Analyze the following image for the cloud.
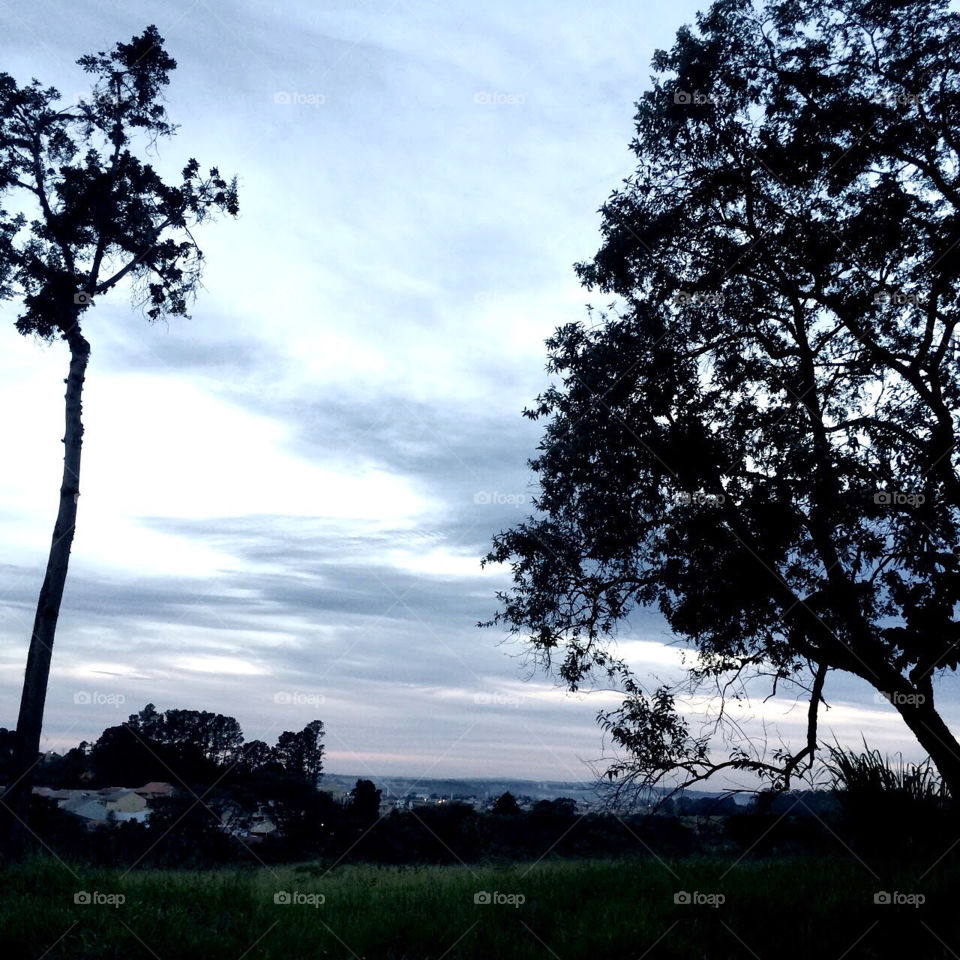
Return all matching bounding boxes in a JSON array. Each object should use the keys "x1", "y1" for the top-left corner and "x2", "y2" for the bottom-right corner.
[{"x1": 3, "y1": 0, "x2": 954, "y2": 783}]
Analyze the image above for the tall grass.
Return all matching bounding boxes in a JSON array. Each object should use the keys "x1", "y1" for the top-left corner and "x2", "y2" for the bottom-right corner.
[
  {"x1": 1, "y1": 855, "x2": 959, "y2": 958},
  {"x1": 823, "y1": 738, "x2": 949, "y2": 804}
]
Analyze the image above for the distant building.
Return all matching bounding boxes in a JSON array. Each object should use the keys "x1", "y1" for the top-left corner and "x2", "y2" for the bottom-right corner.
[
  {"x1": 60, "y1": 797, "x2": 110, "y2": 825},
  {"x1": 246, "y1": 818, "x2": 277, "y2": 842},
  {"x1": 134, "y1": 781, "x2": 175, "y2": 798},
  {"x1": 104, "y1": 790, "x2": 148, "y2": 814},
  {"x1": 32, "y1": 782, "x2": 173, "y2": 828}
]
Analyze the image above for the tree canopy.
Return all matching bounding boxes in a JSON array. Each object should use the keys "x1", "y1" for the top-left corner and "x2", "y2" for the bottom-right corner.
[
  {"x1": 0, "y1": 24, "x2": 238, "y2": 334},
  {"x1": 486, "y1": 0, "x2": 960, "y2": 800}
]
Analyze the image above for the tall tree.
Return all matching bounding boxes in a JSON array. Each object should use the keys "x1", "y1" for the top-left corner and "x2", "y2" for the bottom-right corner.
[
  {"x1": 0, "y1": 26, "x2": 238, "y2": 851},
  {"x1": 274, "y1": 721, "x2": 325, "y2": 783},
  {"x1": 486, "y1": 0, "x2": 960, "y2": 800}
]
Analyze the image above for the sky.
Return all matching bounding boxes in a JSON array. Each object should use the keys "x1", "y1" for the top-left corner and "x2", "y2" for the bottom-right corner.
[{"x1": 0, "y1": 0, "x2": 955, "y2": 788}]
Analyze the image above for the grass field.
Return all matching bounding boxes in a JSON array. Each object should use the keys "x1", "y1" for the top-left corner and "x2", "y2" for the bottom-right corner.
[{"x1": 1, "y1": 855, "x2": 958, "y2": 958}]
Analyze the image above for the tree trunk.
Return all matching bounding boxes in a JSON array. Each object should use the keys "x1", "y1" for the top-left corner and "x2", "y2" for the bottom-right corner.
[
  {"x1": 892, "y1": 693, "x2": 960, "y2": 801},
  {"x1": 1, "y1": 327, "x2": 90, "y2": 857}
]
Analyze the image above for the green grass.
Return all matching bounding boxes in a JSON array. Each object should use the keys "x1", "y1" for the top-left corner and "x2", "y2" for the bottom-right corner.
[{"x1": 2, "y1": 855, "x2": 958, "y2": 958}]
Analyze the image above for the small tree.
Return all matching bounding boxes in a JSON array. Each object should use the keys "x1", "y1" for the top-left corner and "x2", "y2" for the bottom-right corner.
[
  {"x1": 0, "y1": 26, "x2": 237, "y2": 851},
  {"x1": 347, "y1": 778, "x2": 382, "y2": 824},
  {"x1": 486, "y1": 0, "x2": 960, "y2": 801},
  {"x1": 491, "y1": 790, "x2": 521, "y2": 815}
]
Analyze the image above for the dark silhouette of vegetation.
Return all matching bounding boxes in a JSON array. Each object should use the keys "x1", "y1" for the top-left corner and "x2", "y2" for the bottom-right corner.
[
  {"x1": 0, "y1": 26, "x2": 238, "y2": 854},
  {"x1": 274, "y1": 720, "x2": 325, "y2": 783},
  {"x1": 90, "y1": 703, "x2": 252, "y2": 786},
  {"x1": 4, "y1": 709, "x2": 959, "y2": 869},
  {"x1": 347, "y1": 778, "x2": 381, "y2": 825},
  {"x1": 824, "y1": 738, "x2": 955, "y2": 855},
  {"x1": 1, "y1": 704, "x2": 326, "y2": 866},
  {"x1": 485, "y1": 0, "x2": 960, "y2": 801},
  {"x1": 88, "y1": 703, "x2": 321, "y2": 788},
  {"x1": 491, "y1": 790, "x2": 521, "y2": 815}
]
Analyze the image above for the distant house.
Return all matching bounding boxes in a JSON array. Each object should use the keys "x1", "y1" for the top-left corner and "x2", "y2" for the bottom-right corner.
[
  {"x1": 35, "y1": 787, "x2": 94, "y2": 808},
  {"x1": 60, "y1": 797, "x2": 110, "y2": 825},
  {"x1": 33, "y1": 787, "x2": 76, "y2": 801},
  {"x1": 41, "y1": 784, "x2": 166, "y2": 828},
  {"x1": 134, "y1": 781, "x2": 175, "y2": 799},
  {"x1": 104, "y1": 790, "x2": 148, "y2": 814},
  {"x1": 247, "y1": 818, "x2": 277, "y2": 841}
]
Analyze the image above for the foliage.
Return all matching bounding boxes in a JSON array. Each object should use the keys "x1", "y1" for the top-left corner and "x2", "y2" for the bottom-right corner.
[
  {"x1": 491, "y1": 791, "x2": 521, "y2": 815},
  {"x1": 347, "y1": 778, "x2": 382, "y2": 825},
  {"x1": 485, "y1": 0, "x2": 960, "y2": 798},
  {"x1": 0, "y1": 24, "x2": 238, "y2": 334},
  {"x1": 825, "y1": 739, "x2": 950, "y2": 804}
]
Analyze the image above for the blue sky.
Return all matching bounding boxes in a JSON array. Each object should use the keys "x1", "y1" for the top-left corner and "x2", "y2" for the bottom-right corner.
[{"x1": 0, "y1": 0, "x2": 950, "y2": 785}]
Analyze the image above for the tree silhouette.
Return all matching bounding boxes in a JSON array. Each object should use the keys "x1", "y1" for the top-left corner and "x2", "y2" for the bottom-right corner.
[
  {"x1": 238, "y1": 739, "x2": 275, "y2": 774},
  {"x1": 273, "y1": 720, "x2": 325, "y2": 783},
  {"x1": 0, "y1": 26, "x2": 237, "y2": 851},
  {"x1": 491, "y1": 791, "x2": 521, "y2": 815},
  {"x1": 347, "y1": 778, "x2": 382, "y2": 824},
  {"x1": 486, "y1": 0, "x2": 960, "y2": 800}
]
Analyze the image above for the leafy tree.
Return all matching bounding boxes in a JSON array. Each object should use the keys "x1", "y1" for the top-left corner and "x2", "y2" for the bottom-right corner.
[
  {"x1": 486, "y1": 0, "x2": 960, "y2": 800},
  {"x1": 491, "y1": 790, "x2": 522, "y2": 815},
  {"x1": 532, "y1": 797, "x2": 578, "y2": 818},
  {"x1": 261, "y1": 779, "x2": 338, "y2": 852},
  {"x1": 34, "y1": 741, "x2": 91, "y2": 788},
  {"x1": 159, "y1": 708, "x2": 244, "y2": 766},
  {"x1": 238, "y1": 739, "x2": 275, "y2": 774},
  {"x1": 90, "y1": 705, "x2": 247, "y2": 786},
  {"x1": 91, "y1": 720, "x2": 219, "y2": 787},
  {"x1": 347, "y1": 778, "x2": 381, "y2": 824},
  {"x1": 0, "y1": 27, "x2": 237, "y2": 849},
  {"x1": 132, "y1": 703, "x2": 165, "y2": 741},
  {"x1": 90, "y1": 723, "x2": 167, "y2": 786},
  {"x1": 146, "y1": 791, "x2": 247, "y2": 866},
  {"x1": 273, "y1": 720, "x2": 325, "y2": 783}
]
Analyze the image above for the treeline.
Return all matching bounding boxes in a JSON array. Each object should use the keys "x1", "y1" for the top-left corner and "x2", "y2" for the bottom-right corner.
[
  {"x1": 20, "y1": 784, "x2": 960, "y2": 870},
  {"x1": 0, "y1": 703, "x2": 324, "y2": 787},
  {"x1": 4, "y1": 708, "x2": 958, "y2": 869}
]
